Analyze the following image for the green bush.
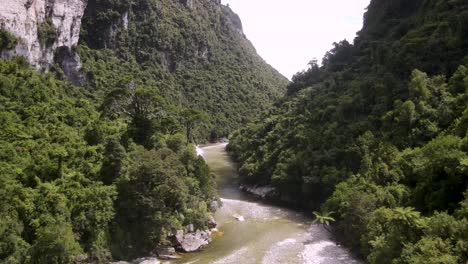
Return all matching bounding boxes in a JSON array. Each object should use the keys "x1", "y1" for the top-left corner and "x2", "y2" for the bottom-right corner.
[
  {"x1": 0, "y1": 29, "x2": 18, "y2": 50},
  {"x1": 37, "y1": 18, "x2": 56, "y2": 47}
]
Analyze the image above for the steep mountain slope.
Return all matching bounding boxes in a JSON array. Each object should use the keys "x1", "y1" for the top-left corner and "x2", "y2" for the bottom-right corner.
[
  {"x1": 0, "y1": 0, "x2": 287, "y2": 263},
  {"x1": 78, "y1": 0, "x2": 288, "y2": 139},
  {"x1": 229, "y1": 0, "x2": 468, "y2": 262}
]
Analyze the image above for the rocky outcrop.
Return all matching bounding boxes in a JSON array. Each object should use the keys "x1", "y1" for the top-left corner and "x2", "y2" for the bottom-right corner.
[
  {"x1": 240, "y1": 185, "x2": 278, "y2": 199},
  {"x1": 180, "y1": 0, "x2": 194, "y2": 9},
  {"x1": 221, "y1": 5, "x2": 244, "y2": 35},
  {"x1": 0, "y1": 0, "x2": 87, "y2": 83},
  {"x1": 153, "y1": 246, "x2": 178, "y2": 260},
  {"x1": 240, "y1": 184, "x2": 298, "y2": 205},
  {"x1": 207, "y1": 215, "x2": 217, "y2": 228},
  {"x1": 132, "y1": 258, "x2": 160, "y2": 264},
  {"x1": 169, "y1": 229, "x2": 211, "y2": 252},
  {"x1": 209, "y1": 200, "x2": 222, "y2": 211},
  {"x1": 110, "y1": 257, "x2": 161, "y2": 264}
]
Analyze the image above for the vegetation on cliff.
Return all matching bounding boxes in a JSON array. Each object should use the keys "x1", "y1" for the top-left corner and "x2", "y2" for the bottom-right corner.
[
  {"x1": 79, "y1": 0, "x2": 287, "y2": 140},
  {"x1": 228, "y1": 0, "x2": 468, "y2": 262}
]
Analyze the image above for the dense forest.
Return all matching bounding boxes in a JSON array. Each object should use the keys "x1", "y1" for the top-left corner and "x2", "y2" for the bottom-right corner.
[
  {"x1": 0, "y1": 0, "x2": 286, "y2": 263},
  {"x1": 0, "y1": 55, "x2": 219, "y2": 264},
  {"x1": 79, "y1": 0, "x2": 287, "y2": 140},
  {"x1": 228, "y1": 0, "x2": 468, "y2": 263}
]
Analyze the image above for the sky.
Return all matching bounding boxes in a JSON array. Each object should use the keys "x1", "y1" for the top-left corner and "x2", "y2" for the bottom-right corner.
[{"x1": 220, "y1": 0, "x2": 371, "y2": 79}]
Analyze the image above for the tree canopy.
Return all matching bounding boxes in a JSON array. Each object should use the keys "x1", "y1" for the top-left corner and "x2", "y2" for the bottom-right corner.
[{"x1": 228, "y1": 0, "x2": 468, "y2": 262}]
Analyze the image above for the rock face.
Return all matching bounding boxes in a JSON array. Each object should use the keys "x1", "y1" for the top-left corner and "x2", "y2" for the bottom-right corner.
[
  {"x1": 132, "y1": 257, "x2": 160, "y2": 264},
  {"x1": 110, "y1": 258, "x2": 162, "y2": 264},
  {"x1": 207, "y1": 215, "x2": 217, "y2": 228},
  {"x1": 209, "y1": 200, "x2": 222, "y2": 211},
  {"x1": 170, "y1": 229, "x2": 211, "y2": 252},
  {"x1": 240, "y1": 185, "x2": 278, "y2": 199},
  {"x1": 180, "y1": 0, "x2": 194, "y2": 9},
  {"x1": 0, "y1": 0, "x2": 87, "y2": 82},
  {"x1": 221, "y1": 5, "x2": 244, "y2": 35},
  {"x1": 153, "y1": 246, "x2": 177, "y2": 260}
]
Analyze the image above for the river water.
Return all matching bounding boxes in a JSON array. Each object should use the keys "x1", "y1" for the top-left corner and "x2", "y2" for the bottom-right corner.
[{"x1": 174, "y1": 143, "x2": 360, "y2": 264}]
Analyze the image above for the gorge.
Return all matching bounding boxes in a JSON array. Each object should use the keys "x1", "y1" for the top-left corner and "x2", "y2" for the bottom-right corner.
[{"x1": 1, "y1": 0, "x2": 467, "y2": 263}]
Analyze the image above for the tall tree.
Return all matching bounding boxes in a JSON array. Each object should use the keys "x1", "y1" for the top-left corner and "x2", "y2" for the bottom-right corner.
[
  {"x1": 102, "y1": 82, "x2": 163, "y2": 147},
  {"x1": 179, "y1": 108, "x2": 208, "y2": 144}
]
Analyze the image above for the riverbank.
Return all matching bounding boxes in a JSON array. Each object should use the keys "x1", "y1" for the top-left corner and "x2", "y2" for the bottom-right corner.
[
  {"x1": 115, "y1": 143, "x2": 360, "y2": 263},
  {"x1": 173, "y1": 143, "x2": 361, "y2": 263}
]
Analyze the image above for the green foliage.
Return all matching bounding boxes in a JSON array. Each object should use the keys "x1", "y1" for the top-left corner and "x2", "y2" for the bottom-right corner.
[
  {"x1": 399, "y1": 237, "x2": 459, "y2": 264},
  {"x1": 112, "y1": 145, "x2": 216, "y2": 258},
  {"x1": 0, "y1": 56, "x2": 218, "y2": 262},
  {"x1": 179, "y1": 108, "x2": 209, "y2": 144},
  {"x1": 113, "y1": 146, "x2": 188, "y2": 257},
  {"x1": 228, "y1": 0, "x2": 468, "y2": 262},
  {"x1": 100, "y1": 138, "x2": 127, "y2": 185},
  {"x1": 79, "y1": 0, "x2": 288, "y2": 140},
  {"x1": 1, "y1": 0, "x2": 284, "y2": 262},
  {"x1": 0, "y1": 29, "x2": 18, "y2": 51},
  {"x1": 101, "y1": 82, "x2": 164, "y2": 147},
  {"x1": 312, "y1": 210, "x2": 335, "y2": 232},
  {"x1": 37, "y1": 18, "x2": 57, "y2": 47},
  {"x1": 364, "y1": 207, "x2": 425, "y2": 263},
  {"x1": 26, "y1": 221, "x2": 83, "y2": 264}
]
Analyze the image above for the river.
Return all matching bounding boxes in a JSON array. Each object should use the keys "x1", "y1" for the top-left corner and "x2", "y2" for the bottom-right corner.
[{"x1": 174, "y1": 143, "x2": 360, "y2": 264}]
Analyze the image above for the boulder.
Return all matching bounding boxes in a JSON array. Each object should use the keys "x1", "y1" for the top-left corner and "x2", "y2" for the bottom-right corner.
[
  {"x1": 170, "y1": 229, "x2": 211, "y2": 252},
  {"x1": 240, "y1": 185, "x2": 279, "y2": 200},
  {"x1": 207, "y1": 215, "x2": 217, "y2": 228},
  {"x1": 186, "y1": 224, "x2": 195, "y2": 233},
  {"x1": 133, "y1": 257, "x2": 160, "y2": 264},
  {"x1": 233, "y1": 214, "x2": 245, "y2": 221},
  {"x1": 74, "y1": 254, "x2": 88, "y2": 263},
  {"x1": 173, "y1": 229, "x2": 184, "y2": 243},
  {"x1": 210, "y1": 200, "x2": 221, "y2": 211},
  {"x1": 154, "y1": 246, "x2": 177, "y2": 260}
]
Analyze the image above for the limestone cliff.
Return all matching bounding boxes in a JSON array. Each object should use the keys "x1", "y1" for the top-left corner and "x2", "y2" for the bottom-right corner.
[
  {"x1": 221, "y1": 5, "x2": 244, "y2": 35},
  {"x1": 0, "y1": 0, "x2": 87, "y2": 83}
]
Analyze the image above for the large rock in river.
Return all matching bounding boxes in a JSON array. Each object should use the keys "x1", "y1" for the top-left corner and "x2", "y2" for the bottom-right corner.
[
  {"x1": 207, "y1": 215, "x2": 217, "y2": 228},
  {"x1": 240, "y1": 185, "x2": 278, "y2": 199},
  {"x1": 170, "y1": 229, "x2": 211, "y2": 252},
  {"x1": 110, "y1": 258, "x2": 160, "y2": 264},
  {"x1": 153, "y1": 246, "x2": 178, "y2": 260},
  {"x1": 133, "y1": 257, "x2": 160, "y2": 264}
]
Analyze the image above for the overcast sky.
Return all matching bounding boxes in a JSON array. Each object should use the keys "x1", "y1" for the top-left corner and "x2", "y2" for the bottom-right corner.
[{"x1": 221, "y1": 0, "x2": 371, "y2": 79}]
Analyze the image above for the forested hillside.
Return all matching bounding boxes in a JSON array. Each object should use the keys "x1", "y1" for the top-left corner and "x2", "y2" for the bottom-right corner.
[
  {"x1": 0, "y1": 0, "x2": 287, "y2": 263},
  {"x1": 0, "y1": 57, "x2": 218, "y2": 263},
  {"x1": 228, "y1": 0, "x2": 468, "y2": 262},
  {"x1": 79, "y1": 0, "x2": 287, "y2": 140}
]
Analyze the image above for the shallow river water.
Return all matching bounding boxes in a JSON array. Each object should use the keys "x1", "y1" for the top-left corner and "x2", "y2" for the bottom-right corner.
[{"x1": 174, "y1": 143, "x2": 360, "y2": 264}]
